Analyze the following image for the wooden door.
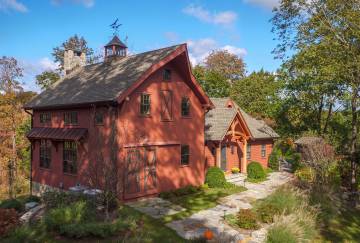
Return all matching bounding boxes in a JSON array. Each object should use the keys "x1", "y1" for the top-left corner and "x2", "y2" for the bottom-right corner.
[
  {"x1": 221, "y1": 145, "x2": 227, "y2": 171},
  {"x1": 124, "y1": 147, "x2": 157, "y2": 199}
]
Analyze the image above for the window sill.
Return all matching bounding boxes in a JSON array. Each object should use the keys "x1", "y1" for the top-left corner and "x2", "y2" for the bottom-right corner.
[
  {"x1": 161, "y1": 119, "x2": 174, "y2": 122},
  {"x1": 139, "y1": 114, "x2": 152, "y2": 118},
  {"x1": 180, "y1": 164, "x2": 190, "y2": 168},
  {"x1": 63, "y1": 172, "x2": 77, "y2": 177},
  {"x1": 39, "y1": 167, "x2": 51, "y2": 172},
  {"x1": 181, "y1": 116, "x2": 192, "y2": 119}
]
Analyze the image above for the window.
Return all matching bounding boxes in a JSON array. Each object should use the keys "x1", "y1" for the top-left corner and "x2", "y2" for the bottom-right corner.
[
  {"x1": 40, "y1": 140, "x2": 51, "y2": 169},
  {"x1": 140, "y1": 94, "x2": 151, "y2": 115},
  {"x1": 246, "y1": 144, "x2": 251, "y2": 160},
  {"x1": 181, "y1": 97, "x2": 190, "y2": 117},
  {"x1": 261, "y1": 144, "x2": 266, "y2": 158},
  {"x1": 231, "y1": 145, "x2": 234, "y2": 154},
  {"x1": 95, "y1": 111, "x2": 103, "y2": 125},
  {"x1": 64, "y1": 111, "x2": 78, "y2": 125},
  {"x1": 181, "y1": 145, "x2": 190, "y2": 165},
  {"x1": 163, "y1": 69, "x2": 171, "y2": 80},
  {"x1": 63, "y1": 141, "x2": 77, "y2": 174},
  {"x1": 40, "y1": 113, "x2": 51, "y2": 124}
]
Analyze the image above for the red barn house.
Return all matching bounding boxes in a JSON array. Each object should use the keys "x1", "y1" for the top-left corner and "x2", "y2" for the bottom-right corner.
[{"x1": 25, "y1": 36, "x2": 278, "y2": 200}]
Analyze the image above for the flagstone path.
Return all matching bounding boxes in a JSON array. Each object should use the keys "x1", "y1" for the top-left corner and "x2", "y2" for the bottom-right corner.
[{"x1": 127, "y1": 172, "x2": 293, "y2": 242}]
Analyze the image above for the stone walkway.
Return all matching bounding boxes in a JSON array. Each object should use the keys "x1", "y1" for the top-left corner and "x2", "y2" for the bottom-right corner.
[
  {"x1": 166, "y1": 172, "x2": 293, "y2": 242},
  {"x1": 126, "y1": 197, "x2": 186, "y2": 219}
]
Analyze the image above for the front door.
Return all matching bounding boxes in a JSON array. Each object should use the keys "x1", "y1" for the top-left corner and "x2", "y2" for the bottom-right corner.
[{"x1": 221, "y1": 145, "x2": 227, "y2": 171}]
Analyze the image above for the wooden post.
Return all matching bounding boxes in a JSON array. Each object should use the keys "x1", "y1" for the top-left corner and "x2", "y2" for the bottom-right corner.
[
  {"x1": 216, "y1": 142, "x2": 221, "y2": 168},
  {"x1": 241, "y1": 139, "x2": 247, "y2": 174}
]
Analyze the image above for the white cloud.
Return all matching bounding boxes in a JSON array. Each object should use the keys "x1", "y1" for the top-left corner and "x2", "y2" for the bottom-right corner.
[
  {"x1": 183, "y1": 4, "x2": 237, "y2": 27},
  {"x1": 243, "y1": 0, "x2": 280, "y2": 10},
  {"x1": 51, "y1": 0, "x2": 94, "y2": 8},
  {"x1": 19, "y1": 57, "x2": 59, "y2": 91},
  {"x1": 0, "y1": 0, "x2": 27, "y2": 13},
  {"x1": 186, "y1": 38, "x2": 247, "y2": 65}
]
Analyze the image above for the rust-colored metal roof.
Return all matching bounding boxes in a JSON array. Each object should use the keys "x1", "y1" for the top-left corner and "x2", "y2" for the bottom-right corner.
[{"x1": 27, "y1": 127, "x2": 87, "y2": 141}]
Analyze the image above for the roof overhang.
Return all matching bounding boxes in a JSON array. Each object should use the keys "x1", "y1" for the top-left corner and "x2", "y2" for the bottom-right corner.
[
  {"x1": 27, "y1": 127, "x2": 88, "y2": 141},
  {"x1": 220, "y1": 111, "x2": 253, "y2": 141}
]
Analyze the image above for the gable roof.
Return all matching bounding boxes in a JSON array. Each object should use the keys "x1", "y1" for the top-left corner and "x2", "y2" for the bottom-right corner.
[
  {"x1": 24, "y1": 44, "x2": 190, "y2": 109},
  {"x1": 205, "y1": 98, "x2": 279, "y2": 141}
]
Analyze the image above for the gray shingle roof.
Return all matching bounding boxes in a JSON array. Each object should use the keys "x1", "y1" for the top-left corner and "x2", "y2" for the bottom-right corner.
[
  {"x1": 25, "y1": 44, "x2": 182, "y2": 109},
  {"x1": 205, "y1": 98, "x2": 279, "y2": 141}
]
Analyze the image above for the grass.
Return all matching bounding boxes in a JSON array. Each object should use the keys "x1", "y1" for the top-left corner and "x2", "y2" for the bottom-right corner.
[
  {"x1": 162, "y1": 185, "x2": 246, "y2": 223},
  {"x1": 3, "y1": 205, "x2": 185, "y2": 243}
]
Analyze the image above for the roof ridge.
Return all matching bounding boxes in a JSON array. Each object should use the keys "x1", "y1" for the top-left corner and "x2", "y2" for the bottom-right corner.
[{"x1": 128, "y1": 43, "x2": 185, "y2": 58}]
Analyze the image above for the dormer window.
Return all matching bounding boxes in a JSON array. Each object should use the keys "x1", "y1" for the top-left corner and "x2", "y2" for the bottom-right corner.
[{"x1": 163, "y1": 69, "x2": 171, "y2": 80}]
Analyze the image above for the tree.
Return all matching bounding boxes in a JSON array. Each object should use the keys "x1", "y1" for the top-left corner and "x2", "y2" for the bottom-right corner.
[
  {"x1": 204, "y1": 50, "x2": 246, "y2": 83},
  {"x1": 0, "y1": 56, "x2": 25, "y2": 198},
  {"x1": 272, "y1": 0, "x2": 360, "y2": 203},
  {"x1": 231, "y1": 70, "x2": 282, "y2": 118},
  {"x1": 198, "y1": 70, "x2": 231, "y2": 98},
  {"x1": 52, "y1": 35, "x2": 95, "y2": 71},
  {"x1": 36, "y1": 71, "x2": 61, "y2": 90}
]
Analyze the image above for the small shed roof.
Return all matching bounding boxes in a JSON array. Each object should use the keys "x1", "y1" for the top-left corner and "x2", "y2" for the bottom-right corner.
[
  {"x1": 294, "y1": 136, "x2": 324, "y2": 145},
  {"x1": 105, "y1": 35, "x2": 127, "y2": 48},
  {"x1": 27, "y1": 127, "x2": 87, "y2": 141}
]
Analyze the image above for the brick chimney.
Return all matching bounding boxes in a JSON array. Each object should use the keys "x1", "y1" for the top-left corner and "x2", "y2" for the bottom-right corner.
[{"x1": 64, "y1": 49, "x2": 86, "y2": 74}]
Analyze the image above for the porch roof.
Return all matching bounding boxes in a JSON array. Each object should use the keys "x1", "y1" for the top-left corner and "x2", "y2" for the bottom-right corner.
[
  {"x1": 27, "y1": 127, "x2": 88, "y2": 141},
  {"x1": 205, "y1": 98, "x2": 279, "y2": 141}
]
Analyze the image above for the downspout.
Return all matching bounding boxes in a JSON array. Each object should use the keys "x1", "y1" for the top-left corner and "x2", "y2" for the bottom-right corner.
[{"x1": 24, "y1": 109, "x2": 33, "y2": 195}]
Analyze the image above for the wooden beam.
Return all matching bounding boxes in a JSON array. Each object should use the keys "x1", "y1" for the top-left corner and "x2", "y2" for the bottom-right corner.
[
  {"x1": 241, "y1": 140, "x2": 247, "y2": 174},
  {"x1": 216, "y1": 142, "x2": 221, "y2": 168}
]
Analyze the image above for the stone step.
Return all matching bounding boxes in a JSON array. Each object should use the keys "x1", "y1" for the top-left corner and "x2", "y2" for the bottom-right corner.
[{"x1": 225, "y1": 173, "x2": 246, "y2": 180}]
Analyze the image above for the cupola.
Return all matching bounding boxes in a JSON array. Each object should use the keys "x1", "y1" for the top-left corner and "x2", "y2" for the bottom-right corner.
[{"x1": 104, "y1": 35, "x2": 127, "y2": 60}]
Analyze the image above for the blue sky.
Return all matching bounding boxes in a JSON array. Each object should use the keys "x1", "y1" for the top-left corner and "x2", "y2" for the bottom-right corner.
[{"x1": 0, "y1": 0, "x2": 281, "y2": 91}]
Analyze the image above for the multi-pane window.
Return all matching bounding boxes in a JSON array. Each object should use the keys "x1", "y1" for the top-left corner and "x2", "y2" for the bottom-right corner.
[
  {"x1": 181, "y1": 145, "x2": 190, "y2": 165},
  {"x1": 95, "y1": 111, "x2": 103, "y2": 125},
  {"x1": 64, "y1": 111, "x2": 78, "y2": 125},
  {"x1": 181, "y1": 97, "x2": 190, "y2": 117},
  {"x1": 63, "y1": 141, "x2": 77, "y2": 174},
  {"x1": 40, "y1": 140, "x2": 51, "y2": 169},
  {"x1": 261, "y1": 144, "x2": 266, "y2": 158},
  {"x1": 246, "y1": 144, "x2": 251, "y2": 160},
  {"x1": 211, "y1": 147, "x2": 216, "y2": 156},
  {"x1": 163, "y1": 69, "x2": 171, "y2": 80},
  {"x1": 40, "y1": 113, "x2": 51, "y2": 124},
  {"x1": 140, "y1": 94, "x2": 151, "y2": 115}
]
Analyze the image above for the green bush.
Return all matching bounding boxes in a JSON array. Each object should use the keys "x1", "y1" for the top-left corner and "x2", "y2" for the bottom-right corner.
[
  {"x1": 0, "y1": 199, "x2": 24, "y2": 212},
  {"x1": 24, "y1": 195, "x2": 41, "y2": 203},
  {"x1": 236, "y1": 209, "x2": 259, "y2": 230},
  {"x1": 44, "y1": 201, "x2": 95, "y2": 231},
  {"x1": 159, "y1": 185, "x2": 200, "y2": 199},
  {"x1": 60, "y1": 222, "x2": 121, "y2": 238},
  {"x1": 247, "y1": 162, "x2": 266, "y2": 180},
  {"x1": 266, "y1": 223, "x2": 299, "y2": 243},
  {"x1": 205, "y1": 167, "x2": 226, "y2": 188},
  {"x1": 254, "y1": 186, "x2": 303, "y2": 223},
  {"x1": 268, "y1": 148, "x2": 281, "y2": 171},
  {"x1": 42, "y1": 190, "x2": 98, "y2": 209}
]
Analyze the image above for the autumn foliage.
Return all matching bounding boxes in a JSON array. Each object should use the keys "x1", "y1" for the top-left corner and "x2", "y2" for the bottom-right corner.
[{"x1": 0, "y1": 208, "x2": 19, "y2": 236}]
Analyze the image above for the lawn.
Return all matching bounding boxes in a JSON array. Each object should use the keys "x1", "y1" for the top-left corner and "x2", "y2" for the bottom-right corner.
[
  {"x1": 162, "y1": 186, "x2": 246, "y2": 222},
  {"x1": 3, "y1": 205, "x2": 185, "y2": 243}
]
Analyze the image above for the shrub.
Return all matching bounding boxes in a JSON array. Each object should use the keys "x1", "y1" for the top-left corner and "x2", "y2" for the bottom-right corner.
[
  {"x1": 205, "y1": 167, "x2": 226, "y2": 188},
  {"x1": 247, "y1": 162, "x2": 266, "y2": 180},
  {"x1": 159, "y1": 185, "x2": 200, "y2": 199},
  {"x1": 44, "y1": 201, "x2": 95, "y2": 231},
  {"x1": 254, "y1": 186, "x2": 303, "y2": 223},
  {"x1": 236, "y1": 209, "x2": 259, "y2": 230},
  {"x1": 42, "y1": 190, "x2": 98, "y2": 209},
  {"x1": 268, "y1": 148, "x2": 281, "y2": 171},
  {"x1": 24, "y1": 195, "x2": 41, "y2": 203},
  {"x1": 266, "y1": 221, "x2": 300, "y2": 243},
  {"x1": 0, "y1": 199, "x2": 24, "y2": 212},
  {"x1": 60, "y1": 222, "x2": 119, "y2": 238},
  {"x1": 231, "y1": 167, "x2": 240, "y2": 174},
  {"x1": 295, "y1": 167, "x2": 314, "y2": 183},
  {"x1": 0, "y1": 208, "x2": 18, "y2": 237}
]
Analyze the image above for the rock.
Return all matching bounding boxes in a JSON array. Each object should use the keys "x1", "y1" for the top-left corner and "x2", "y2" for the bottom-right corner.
[
  {"x1": 25, "y1": 202, "x2": 39, "y2": 211},
  {"x1": 20, "y1": 204, "x2": 44, "y2": 224}
]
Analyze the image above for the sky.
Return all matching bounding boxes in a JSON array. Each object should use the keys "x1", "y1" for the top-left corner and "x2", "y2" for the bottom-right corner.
[{"x1": 0, "y1": 0, "x2": 281, "y2": 92}]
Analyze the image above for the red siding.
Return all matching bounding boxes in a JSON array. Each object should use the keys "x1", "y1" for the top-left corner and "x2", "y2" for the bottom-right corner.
[
  {"x1": 31, "y1": 59, "x2": 207, "y2": 200},
  {"x1": 248, "y1": 139, "x2": 274, "y2": 168}
]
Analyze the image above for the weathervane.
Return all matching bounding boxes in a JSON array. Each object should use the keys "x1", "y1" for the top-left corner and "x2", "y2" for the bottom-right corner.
[{"x1": 110, "y1": 18, "x2": 122, "y2": 36}]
